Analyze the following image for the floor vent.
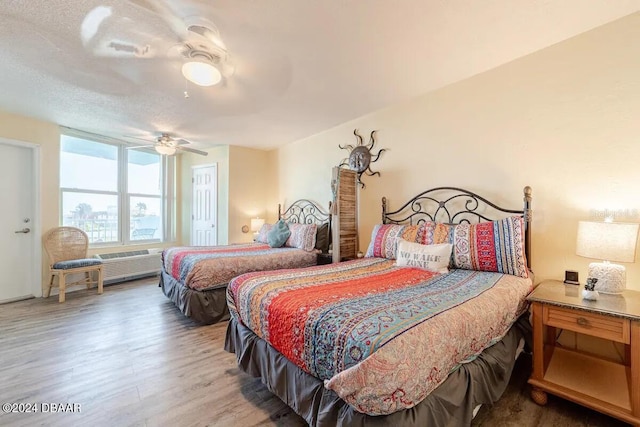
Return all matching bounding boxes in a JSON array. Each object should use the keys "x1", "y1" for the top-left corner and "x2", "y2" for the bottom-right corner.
[{"x1": 95, "y1": 248, "x2": 162, "y2": 284}]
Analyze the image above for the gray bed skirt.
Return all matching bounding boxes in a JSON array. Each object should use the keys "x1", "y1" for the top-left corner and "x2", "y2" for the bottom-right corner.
[
  {"x1": 159, "y1": 270, "x2": 229, "y2": 325},
  {"x1": 225, "y1": 316, "x2": 528, "y2": 426}
]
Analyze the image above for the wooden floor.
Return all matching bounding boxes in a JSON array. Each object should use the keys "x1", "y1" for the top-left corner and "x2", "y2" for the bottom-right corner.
[{"x1": 0, "y1": 278, "x2": 629, "y2": 427}]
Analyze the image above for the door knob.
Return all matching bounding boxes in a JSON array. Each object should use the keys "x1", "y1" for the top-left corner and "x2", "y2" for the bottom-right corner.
[{"x1": 14, "y1": 228, "x2": 31, "y2": 234}]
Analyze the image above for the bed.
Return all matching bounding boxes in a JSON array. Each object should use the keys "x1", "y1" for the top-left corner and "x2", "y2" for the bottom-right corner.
[
  {"x1": 225, "y1": 186, "x2": 533, "y2": 426},
  {"x1": 160, "y1": 199, "x2": 331, "y2": 324}
]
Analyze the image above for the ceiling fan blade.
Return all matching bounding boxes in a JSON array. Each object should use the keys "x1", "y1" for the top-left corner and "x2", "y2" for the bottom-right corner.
[
  {"x1": 124, "y1": 135, "x2": 156, "y2": 143},
  {"x1": 128, "y1": 0, "x2": 188, "y2": 40},
  {"x1": 175, "y1": 138, "x2": 193, "y2": 146},
  {"x1": 177, "y1": 146, "x2": 208, "y2": 156},
  {"x1": 186, "y1": 21, "x2": 226, "y2": 50},
  {"x1": 126, "y1": 144, "x2": 155, "y2": 150},
  {"x1": 83, "y1": 4, "x2": 177, "y2": 59}
]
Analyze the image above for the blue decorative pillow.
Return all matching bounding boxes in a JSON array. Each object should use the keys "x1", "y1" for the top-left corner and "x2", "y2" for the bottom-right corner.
[{"x1": 267, "y1": 220, "x2": 291, "y2": 248}]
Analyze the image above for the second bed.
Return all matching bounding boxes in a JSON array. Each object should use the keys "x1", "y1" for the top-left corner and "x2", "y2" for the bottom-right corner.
[{"x1": 160, "y1": 199, "x2": 331, "y2": 324}]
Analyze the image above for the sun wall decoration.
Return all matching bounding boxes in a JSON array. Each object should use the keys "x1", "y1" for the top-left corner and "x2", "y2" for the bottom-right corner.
[{"x1": 338, "y1": 129, "x2": 387, "y2": 188}]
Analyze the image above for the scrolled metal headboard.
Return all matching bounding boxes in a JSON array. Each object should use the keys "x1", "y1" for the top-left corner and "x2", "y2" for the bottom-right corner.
[
  {"x1": 278, "y1": 199, "x2": 332, "y2": 226},
  {"x1": 382, "y1": 186, "x2": 532, "y2": 267}
]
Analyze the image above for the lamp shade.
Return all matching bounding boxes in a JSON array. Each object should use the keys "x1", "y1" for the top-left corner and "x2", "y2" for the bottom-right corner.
[
  {"x1": 250, "y1": 218, "x2": 265, "y2": 233},
  {"x1": 576, "y1": 220, "x2": 639, "y2": 262},
  {"x1": 182, "y1": 60, "x2": 222, "y2": 87}
]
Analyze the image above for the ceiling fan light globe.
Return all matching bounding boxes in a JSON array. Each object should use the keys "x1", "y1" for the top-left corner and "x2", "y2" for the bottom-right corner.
[
  {"x1": 155, "y1": 145, "x2": 177, "y2": 155},
  {"x1": 182, "y1": 61, "x2": 222, "y2": 86}
]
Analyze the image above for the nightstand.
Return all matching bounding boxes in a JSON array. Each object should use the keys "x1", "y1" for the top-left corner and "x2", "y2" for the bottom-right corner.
[
  {"x1": 528, "y1": 280, "x2": 640, "y2": 425},
  {"x1": 316, "y1": 253, "x2": 333, "y2": 265}
]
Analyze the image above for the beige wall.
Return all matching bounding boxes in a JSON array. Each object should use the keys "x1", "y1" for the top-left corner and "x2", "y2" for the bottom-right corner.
[
  {"x1": 273, "y1": 13, "x2": 640, "y2": 289},
  {"x1": 179, "y1": 145, "x2": 271, "y2": 245},
  {"x1": 180, "y1": 146, "x2": 230, "y2": 245},
  {"x1": 275, "y1": 134, "x2": 335, "y2": 216},
  {"x1": 228, "y1": 146, "x2": 270, "y2": 244},
  {"x1": 264, "y1": 149, "x2": 280, "y2": 223}
]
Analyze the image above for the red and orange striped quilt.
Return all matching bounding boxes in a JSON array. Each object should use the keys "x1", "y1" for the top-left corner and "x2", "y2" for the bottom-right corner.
[{"x1": 227, "y1": 257, "x2": 532, "y2": 415}]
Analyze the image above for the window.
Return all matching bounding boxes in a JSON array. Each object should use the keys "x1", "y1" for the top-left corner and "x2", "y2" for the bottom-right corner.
[
  {"x1": 60, "y1": 130, "x2": 175, "y2": 246},
  {"x1": 128, "y1": 150, "x2": 162, "y2": 241}
]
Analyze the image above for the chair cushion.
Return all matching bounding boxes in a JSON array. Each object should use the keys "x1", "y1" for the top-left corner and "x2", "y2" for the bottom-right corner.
[{"x1": 53, "y1": 259, "x2": 102, "y2": 270}]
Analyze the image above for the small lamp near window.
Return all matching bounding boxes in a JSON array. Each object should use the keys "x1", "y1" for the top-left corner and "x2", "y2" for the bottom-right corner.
[
  {"x1": 250, "y1": 217, "x2": 265, "y2": 239},
  {"x1": 576, "y1": 220, "x2": 639, "y2": 294}
]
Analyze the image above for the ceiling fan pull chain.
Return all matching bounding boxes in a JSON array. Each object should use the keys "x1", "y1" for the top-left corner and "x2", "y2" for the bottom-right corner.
[{"x1": 184, "y1": 78, "x2": 190, "y2": 98}]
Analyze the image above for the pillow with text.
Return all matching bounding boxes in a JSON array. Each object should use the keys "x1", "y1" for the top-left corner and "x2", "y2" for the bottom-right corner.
[{"x1": 396, "y1": 239, "x2": 453, "y2": 274}]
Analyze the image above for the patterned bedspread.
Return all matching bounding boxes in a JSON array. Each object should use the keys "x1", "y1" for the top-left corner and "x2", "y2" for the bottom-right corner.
[
  {"x1": 227, "y1": 257, "x2": 532, "y2": 415},
  {"x1": 162, "y1": 243, "x2": 318, "y2": 291}
]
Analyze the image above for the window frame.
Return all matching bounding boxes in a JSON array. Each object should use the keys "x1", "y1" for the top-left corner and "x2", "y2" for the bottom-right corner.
[{"x1": 59, "y1": 128, "x2": 176, "y2": 247}]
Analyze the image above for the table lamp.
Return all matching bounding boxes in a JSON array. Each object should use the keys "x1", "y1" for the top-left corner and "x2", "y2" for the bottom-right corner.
[
  {"x1": 576, "y1": 220, "x2": 639, "y2": 294},
  {"x1": 250, "y1": 217, "x2": 265, "y2": 239}
]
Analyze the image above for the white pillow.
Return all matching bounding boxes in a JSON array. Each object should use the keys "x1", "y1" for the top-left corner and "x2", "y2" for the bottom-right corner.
[{"x1": 396, "y1": 239, "x2": 453, "y2": 274}]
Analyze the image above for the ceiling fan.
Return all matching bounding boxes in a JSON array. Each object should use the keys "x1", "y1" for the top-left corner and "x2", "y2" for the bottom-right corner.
[
  {"x1": 126, "y1": 133, "x2": 208, "y2": 156},
  {"x1": 82, "y1": 1, "x2": 235, "y2": 86}
]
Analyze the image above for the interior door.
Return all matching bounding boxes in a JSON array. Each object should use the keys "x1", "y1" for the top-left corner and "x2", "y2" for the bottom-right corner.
[
  {"x1": 191, "y1": 164, "x2": 217, "y2": 246},
  {"x1": 0, "y1": 142, "x2": 36, "y2": 302}
]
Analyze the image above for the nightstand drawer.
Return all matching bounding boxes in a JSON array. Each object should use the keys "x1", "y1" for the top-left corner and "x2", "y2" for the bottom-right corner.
[{"x1": 543, "y1": 305, "x2": 630, "y2": 344}]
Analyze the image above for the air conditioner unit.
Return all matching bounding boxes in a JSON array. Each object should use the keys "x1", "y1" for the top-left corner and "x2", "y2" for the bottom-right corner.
[{"x1": 94, "y1": 248, "x2": 163, "y2": 284}]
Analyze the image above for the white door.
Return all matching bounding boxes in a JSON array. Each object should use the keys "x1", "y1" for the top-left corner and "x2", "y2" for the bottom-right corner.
[
  {"x1": 0, "y1": 142, "x2": 38, "y2": 302},
  {"x1": 191, "y1": 164, "x2": 217, "y2": 246}
]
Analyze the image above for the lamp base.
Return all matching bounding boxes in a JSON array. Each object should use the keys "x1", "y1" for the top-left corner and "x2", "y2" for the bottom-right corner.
[{"x1": 588, "y1": 262, "x2": 626, "y2": 294}]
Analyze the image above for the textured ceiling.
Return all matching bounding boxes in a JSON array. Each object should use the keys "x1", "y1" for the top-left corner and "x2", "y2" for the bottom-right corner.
[{"x1": 0, "y1": 1, "x2": 638, "y2": 150}]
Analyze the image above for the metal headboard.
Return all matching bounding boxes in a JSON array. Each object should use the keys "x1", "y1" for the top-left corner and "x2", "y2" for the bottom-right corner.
[
  {"x1": 382, "y1": 186, "x2": 532, "y2": 267},
  {"x1": 278, "y1": 199, "x2": 332, "y2": 225},
  {"x1": 278, "y1": 199, "x2": 332, "y2": 252}
]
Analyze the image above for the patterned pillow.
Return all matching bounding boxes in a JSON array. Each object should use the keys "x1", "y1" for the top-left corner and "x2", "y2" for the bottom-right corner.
[
  {"x1": 365, "y1": 224, "x2": 422, "y2": 259},
  {"x1": 366, "y1": 217, "x2": 528, "y2": 277},
  {"x1": 255, "y1": 223, "x2": 272, "y2": 243},
  {"x1": 416, "y1": 221, "x2": 454, "y2": 245},
  {"x1": 285, "y1": 222, "x2": 318, "y2": 252},
  {"x1": 450, "y1": 216, "x2": 528, "y2": 278},
  {"x1": 267, "y1": 220, "x2": 290, "y2": 248}
]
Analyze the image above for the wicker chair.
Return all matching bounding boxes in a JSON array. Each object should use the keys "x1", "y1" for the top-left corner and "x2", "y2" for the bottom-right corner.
[{"x1": 43, "y1": 227, "x2": 104, "y2": 303}]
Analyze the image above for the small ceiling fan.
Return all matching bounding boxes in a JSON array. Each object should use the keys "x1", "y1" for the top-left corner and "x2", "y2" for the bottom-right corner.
[{"x1": 126, "y1": 133, "x2": 208, "y2": 156}]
